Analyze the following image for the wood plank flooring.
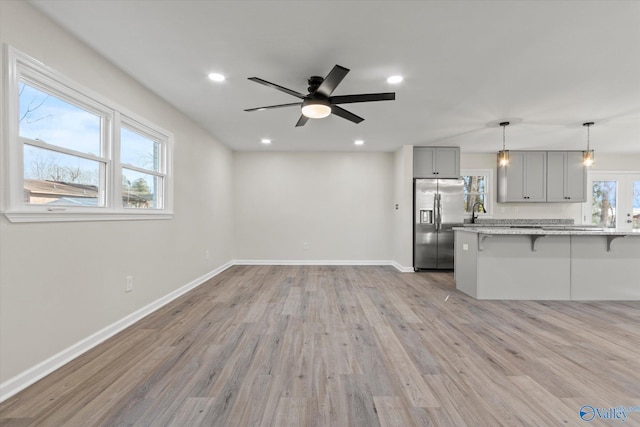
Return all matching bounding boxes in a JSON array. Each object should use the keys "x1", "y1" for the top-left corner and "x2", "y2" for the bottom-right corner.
[{"x1": 1, "y1": 265, "x2": 639, "y2": 426}]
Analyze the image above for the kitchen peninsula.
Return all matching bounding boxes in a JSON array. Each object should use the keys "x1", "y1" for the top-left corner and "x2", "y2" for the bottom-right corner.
[{"x1": 454, "y1": 225, "x2": 640, "y2": 300}]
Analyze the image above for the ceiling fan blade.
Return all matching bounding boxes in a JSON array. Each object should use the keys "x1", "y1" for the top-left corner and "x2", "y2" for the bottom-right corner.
[
  {"x1": 295, "y1": 115, "x2": 309, "y2": 127},
  {"x1": 247, "y1": 77, "x2": 306, "y2": 99},
  {"x1": 244, "y1": 102, "x2": 301, "y2": 112},
  {"x1": 331, "y1": 106, "x2": 364, "y2": 124},
  {"x1": 315, "y1": 65, "x2": 350, "y2": 97},
  {"x1": 329, "y1": 92, "x2": 396, "y2": 104}
]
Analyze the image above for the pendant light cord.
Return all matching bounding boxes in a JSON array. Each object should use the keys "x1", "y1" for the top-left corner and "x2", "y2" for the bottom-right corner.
[
  {"x1": 499, "y1": 121, "x2": 509, "y2": 151},
  {"x1": 583, "y1": 122, "x2": 594, "y2": 151},
  {"x1": 503, "y1": 125, "x2": 506, "y2": 151},
  {"x1": 586, "y1": 124, "x2": 590, "y2": 151}
]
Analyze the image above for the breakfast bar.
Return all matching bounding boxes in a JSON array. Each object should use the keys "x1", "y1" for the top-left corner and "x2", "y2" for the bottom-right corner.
[{"x1": 454, "y1": 227, "x2": 640, "y2": 300}]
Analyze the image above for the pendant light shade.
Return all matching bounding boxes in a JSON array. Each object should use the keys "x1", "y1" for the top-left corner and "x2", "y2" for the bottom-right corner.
[
  {"x1": 497, "y1": 121, "x2": 510, "y2": 166},
  {"x1": 582, "y1": 122, "x2": 595, "y2": 166}
]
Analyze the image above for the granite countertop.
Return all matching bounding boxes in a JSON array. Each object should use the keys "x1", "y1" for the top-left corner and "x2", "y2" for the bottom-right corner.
[
  {"x1": 463, "y1": 218, "x2": 575, "y2": 226},
  {"x1": 454, "y1": 227, "x2": 640, "y2": 236}
]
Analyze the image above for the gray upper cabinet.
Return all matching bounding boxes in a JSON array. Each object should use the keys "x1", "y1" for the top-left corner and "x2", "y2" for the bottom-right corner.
[
  {"x1": 413, "y1": 147, "x2": 460, "y2": 178},
  {"x1": 497, "y1": 151, "x2": 547, "y2": 202},
  {"x1": 546, "y1": 151, "x2": 586, "y2": 202}
]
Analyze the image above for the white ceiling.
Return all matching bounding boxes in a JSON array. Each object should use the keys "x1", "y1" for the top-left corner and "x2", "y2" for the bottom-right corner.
[{"x1": 30, "y1": 0, "x2": 640, "y2": 153}]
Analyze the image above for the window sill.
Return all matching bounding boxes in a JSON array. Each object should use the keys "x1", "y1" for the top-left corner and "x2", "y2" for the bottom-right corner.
[{"x1": 3, "y1": 211, "x2": 173, "y2": 223}]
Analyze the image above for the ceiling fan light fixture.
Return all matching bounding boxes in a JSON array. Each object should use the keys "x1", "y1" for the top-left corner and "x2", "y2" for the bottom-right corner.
[
  {"x1": 245, "y1": 65, "x2": 395, "y2": 127},
  {"x1": 301, "y1": 99, "x2": 331, "y2": 119}
]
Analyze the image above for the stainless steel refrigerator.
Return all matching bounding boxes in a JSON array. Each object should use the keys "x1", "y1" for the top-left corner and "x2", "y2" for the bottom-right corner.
[{"x1": 414, "y1": 178, "x2": 464, "y2": 270}]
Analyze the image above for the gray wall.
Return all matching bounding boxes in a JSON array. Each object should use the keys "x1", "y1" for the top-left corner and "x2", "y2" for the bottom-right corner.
[{"x1": 233, "y1": 151, "x2": 393, "y2": 261}]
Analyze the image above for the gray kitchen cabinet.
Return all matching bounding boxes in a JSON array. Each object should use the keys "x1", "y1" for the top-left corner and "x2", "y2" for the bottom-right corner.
[
  {"x1": 413, "y1": 147, "x2": 460, "y2": 178},
  {"x1": 546, "y1": 151, "x2": 586, "y2": 202},
  {"x1": 497, "y1": 151, "x2": 547, "y2": 202}
]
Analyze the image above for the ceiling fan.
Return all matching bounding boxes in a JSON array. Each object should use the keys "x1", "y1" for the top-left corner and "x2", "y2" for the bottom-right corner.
[{"x1": 244, "y1": 65, "x2": 396, "y2": 127}]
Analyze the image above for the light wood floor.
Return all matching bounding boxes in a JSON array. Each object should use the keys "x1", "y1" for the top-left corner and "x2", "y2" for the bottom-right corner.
[{"x1": 1, "y1": 265, "x2": 639, "y2": 426}]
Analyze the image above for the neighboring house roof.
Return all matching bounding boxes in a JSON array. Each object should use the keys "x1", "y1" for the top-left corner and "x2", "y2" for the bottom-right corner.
[
  {"x1": 23, "y1": 179, "x2": 148, "y2": 205},
  {"x1": 24, "y1": 179, "x2": 98, "y2": 198}
]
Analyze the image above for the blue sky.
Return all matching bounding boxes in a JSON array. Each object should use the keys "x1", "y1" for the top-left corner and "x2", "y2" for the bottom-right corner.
[{"x1": 20, "y1": 82, "x2": 158, "y2": 192}]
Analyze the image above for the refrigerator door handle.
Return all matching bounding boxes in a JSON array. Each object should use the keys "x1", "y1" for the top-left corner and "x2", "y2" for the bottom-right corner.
[
  {"x1": 436, "y1": 194, "x2": 442, "y2": 231},
  {"x1": 433, "y1": 194, "x2": 438, "y2": 230}
]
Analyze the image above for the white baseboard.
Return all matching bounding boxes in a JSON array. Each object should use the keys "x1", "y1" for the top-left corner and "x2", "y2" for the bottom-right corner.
[
  {"x1": 234, "y1": 259, "x2": 388, "y2": 266},
  {"x1": 0, "y1": 261, "x2": 233, "y2": 403},
  {"x1": 234, "y1": 259, "x2": 413, "y2": 272},
  {"x1": 390, "y1": 261, "x2": 414, "y2": 273},
  {"x1": 0, "y1": 259, "x2": 413, "y2": 402}
]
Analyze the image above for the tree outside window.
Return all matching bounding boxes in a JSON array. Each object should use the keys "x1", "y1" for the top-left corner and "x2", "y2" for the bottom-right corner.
[
  {"x1": 591, "y1": 181, "x2": 617, "y2": 228},
  {"x1": 461, "y1": 170, "x2": 491, "y2": 216}
]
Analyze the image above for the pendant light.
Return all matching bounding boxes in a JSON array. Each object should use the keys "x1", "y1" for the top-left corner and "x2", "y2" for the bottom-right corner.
[
  {"x1": 582, "y1": 122, "x2": 595, "y2": 166},
  {"x1": 498, "y1": 121, "x2": 510, "y2": 166}
]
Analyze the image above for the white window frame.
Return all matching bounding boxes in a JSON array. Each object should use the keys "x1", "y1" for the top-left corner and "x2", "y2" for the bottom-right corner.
[
  {"x1": 582, "y1": 171, "x2": 640, "y2": 230},
  {"x1": 2, "y1": 45, "x2": 173, "y2": 223},
  {"x1": 461, "y1": 169, "x2": 493, "y2": 217},
  {"x1": 118, "y1": 116, "x2": 169, "y2": 210}
]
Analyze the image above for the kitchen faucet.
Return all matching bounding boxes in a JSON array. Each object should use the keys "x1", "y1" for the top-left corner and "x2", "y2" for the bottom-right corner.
[{"x1": 471, "y1": 201, "x2": 485, "y2": 224}]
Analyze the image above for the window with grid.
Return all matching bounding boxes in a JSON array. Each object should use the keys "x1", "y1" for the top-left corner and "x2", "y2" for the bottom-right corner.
[
  {"x1": 3, "y1": 46, "x2": 173, "y2": 222},
  {"x1": 462, "y1": 169, "x2": 492, "y2": 216}
]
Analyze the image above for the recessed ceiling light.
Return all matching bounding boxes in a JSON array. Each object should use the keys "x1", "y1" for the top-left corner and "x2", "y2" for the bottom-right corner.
[
  {"x1": 354, "y1": 139, "x2": 364, "y2": 146},
  {"x1": 387, "y1": 75, "x2": 403, "y2": 84},
  {"x1": 208, "y1": 72, "x2": 225, "y2": 82},
  {"x1": 261, "y1": 138, "x2": 272, "y2": 144}
]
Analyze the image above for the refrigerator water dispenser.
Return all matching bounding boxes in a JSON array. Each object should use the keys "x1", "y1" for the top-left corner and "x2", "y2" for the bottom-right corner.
[{"x1": 420, "y1": 210, "x2": 433, "y2": 224}]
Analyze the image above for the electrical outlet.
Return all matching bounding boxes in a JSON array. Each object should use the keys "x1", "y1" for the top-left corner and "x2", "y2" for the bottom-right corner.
[
  {"x1": 303, "y1": 242, "x2": 309, "y2": 250},
  {"x1": 125, "y1": 276, "x2": 133, "y2": 292},
  {"x1": 463, "y1": 244, "x2": 469, "y2": 251},
  {"x1": 205, "y1": 250, "x2": 210, "y2": 261}
]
